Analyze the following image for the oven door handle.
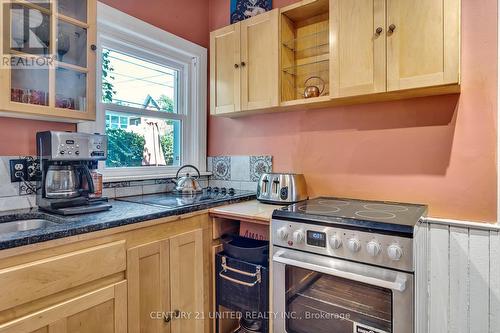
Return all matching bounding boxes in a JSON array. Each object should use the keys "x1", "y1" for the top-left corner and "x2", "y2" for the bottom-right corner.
[{"x1": 273, "y1": 250, "x2": 407, "y2": 292}]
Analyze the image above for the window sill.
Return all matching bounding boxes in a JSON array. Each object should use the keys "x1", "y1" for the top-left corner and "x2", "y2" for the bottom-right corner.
[{"x1": 104, "y1": 171, "x2": 212, "y2": 183}]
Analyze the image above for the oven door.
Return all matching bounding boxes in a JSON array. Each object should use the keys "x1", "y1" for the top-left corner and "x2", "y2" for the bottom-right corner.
[{"x1": 272, "y1": 247, "x2": 413, "y2": 333}]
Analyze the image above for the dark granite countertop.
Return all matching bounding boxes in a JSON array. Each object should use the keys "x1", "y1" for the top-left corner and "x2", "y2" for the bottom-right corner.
[{"x1": 0, "y1": 191, "x2": 255, "y2": 251}]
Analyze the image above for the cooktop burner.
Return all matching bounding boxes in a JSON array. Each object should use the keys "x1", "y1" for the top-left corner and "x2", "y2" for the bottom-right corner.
[{"x1": 274, "y1": 197, "x2": 427, "y2": 229}]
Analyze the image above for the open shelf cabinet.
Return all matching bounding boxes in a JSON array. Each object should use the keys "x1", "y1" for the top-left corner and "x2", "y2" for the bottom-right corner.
[{"x1": 280, "y1": 0, "x2": 331, "y2": 104}]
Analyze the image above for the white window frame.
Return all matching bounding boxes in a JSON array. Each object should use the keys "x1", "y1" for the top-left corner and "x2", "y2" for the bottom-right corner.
[{"x1": 79, "y1": 2, "x2": 207, "y2": 182}]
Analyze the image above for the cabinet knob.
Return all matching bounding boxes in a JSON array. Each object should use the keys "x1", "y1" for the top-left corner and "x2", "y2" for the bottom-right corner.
[
  {"x1": 388, "y1": 24, "x2": 396, "y2": 33},
  {"x1": 164, "y1": 310, "x2": 180, "y2": 323},
  {"x1": 241, "y1": 61, "x2": 246, "y2": 67},
  {"x1": 375, "y1": 27, "x2": 383, "y2": 35},
  {"x1": 234, "y1": 63, "x2": 239, "y2": 69},
  {"x1": 90, "y1": 44, "x2": 97, "y2": 51}
]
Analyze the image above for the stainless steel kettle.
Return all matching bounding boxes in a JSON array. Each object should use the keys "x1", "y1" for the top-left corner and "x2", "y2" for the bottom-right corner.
[{"x1": 174, "y1": 165, "x2": 203, "y2": 195}]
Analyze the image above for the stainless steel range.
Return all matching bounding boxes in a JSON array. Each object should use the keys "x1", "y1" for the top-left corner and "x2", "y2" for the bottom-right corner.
[{"x1": 271, "y1": 197, "x2": 427, "y2": 333}]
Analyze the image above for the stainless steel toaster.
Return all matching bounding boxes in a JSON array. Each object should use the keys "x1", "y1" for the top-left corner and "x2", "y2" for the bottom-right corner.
[{"x1": 257, "y1": 173, "x2": 308, "y2": 204}]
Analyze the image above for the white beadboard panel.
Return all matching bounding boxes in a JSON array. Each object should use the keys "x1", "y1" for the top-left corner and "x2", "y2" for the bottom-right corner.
[
  {"x1": 449, "y1": 227, "x2": 469, "y2": 333},
  {"x1": 469, "y1": 229, "x2": 490, "y2": 333},
  {"x1": 428, "y1": 224, "x2": 449, "y2": 333},
  {"x1": 490, "y1": 231, "x2": 500, "y2": 333},
  {"x1": 414, "y1": 222, "x2": 429, "y2": 333},
  {"x1": 423, "y1": 222, "x2": 499, "y2": 333}
]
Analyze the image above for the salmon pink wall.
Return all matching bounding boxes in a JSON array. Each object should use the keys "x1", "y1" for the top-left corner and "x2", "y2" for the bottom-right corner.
[
  {"x1": 100, "y1": 0, "x2": 210, "y2": 47},
  {"x1": 0, "y1": 118, "x2": 74, "y2": 156},
  {"x1": 208, "y1": 0, "x2": 498, "y2": 222}
]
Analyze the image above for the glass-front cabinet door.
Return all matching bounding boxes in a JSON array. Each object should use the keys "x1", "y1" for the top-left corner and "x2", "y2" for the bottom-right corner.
[{"x1": 0, "y1": 0, "x2": 96, "y2": 121}]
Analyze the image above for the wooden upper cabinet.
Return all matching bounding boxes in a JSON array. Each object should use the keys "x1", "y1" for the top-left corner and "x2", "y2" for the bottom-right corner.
[
  {"x1": 210, "y1": 0, "x2": 461, "y2": 116},
  {"x1": 330, "y1": 0, "x2": 386, "y2": 97},
  {"x1": 210, "y1": 24, "x2": 241, "y2": 115},
  {"x1": 0, "y1": 0, "x2": 97, "y2": 121},
  {"x1": 210, "y1": 9, "x2": 279, "y2": 115},
  {"x1": 386, "y1": 0, "x2": 460, "y2": 91},
  {"x1": 240, "y1": 9, "x2": 279, "y2": 111}
]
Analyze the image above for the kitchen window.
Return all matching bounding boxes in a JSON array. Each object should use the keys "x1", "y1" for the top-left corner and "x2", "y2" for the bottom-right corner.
[{"x1": 79, "y1": 3, "x2": 207, "y2": 180}]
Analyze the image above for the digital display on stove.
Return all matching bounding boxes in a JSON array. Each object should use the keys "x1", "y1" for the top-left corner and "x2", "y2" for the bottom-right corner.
[{"x1": 307, "y1": 231, "x2": 326, "y2": 247}]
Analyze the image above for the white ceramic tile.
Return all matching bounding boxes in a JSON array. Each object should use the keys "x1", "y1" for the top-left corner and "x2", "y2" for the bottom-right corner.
[
  {"x1": 240, "y1": 181, "x2": 258, "y2": 192},
  {"x1": 102, "y1": 188, "x2": 116, "y2": 199},
  {"x1": 199, "y1": 179, "x2": 209, "y2": 188},
  {"x1": 209, "y1": 180, "x2": 236, "y2": 189},
  {"x1": 0, "y1": 195, "x2": 34, "y2": 211},
  {"x1": 207, "y1": 157, "x2": 213, "y2": 172},
  {"x1": 143, "y1": 184, "x2": 169, "y2": 195},
  {"x1": 228, "y1": 181, "x2": 242, "y2": 190},
  {"x1": 130, "y1": 180, "x2": 155, "y2": 187},
  {"x1": 0, "y1": 157, "x2": 19, "y2": 198},
  {"x1": 115, "y1": 186, "x2": 143, "y2": 198},
  {"x1": 230, "y1": 156, "x2": 250, "y2": 181}
]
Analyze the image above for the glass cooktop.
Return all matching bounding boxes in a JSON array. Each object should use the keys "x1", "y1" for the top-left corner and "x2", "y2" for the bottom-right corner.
[{"x1": 273, "y1": 197, "x2": 428, "y2": 234}]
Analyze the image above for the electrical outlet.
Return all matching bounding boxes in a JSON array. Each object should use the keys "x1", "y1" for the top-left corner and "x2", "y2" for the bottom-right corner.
[{"x1": 9, "y1": 159, "x2": 28, "y2": 183}]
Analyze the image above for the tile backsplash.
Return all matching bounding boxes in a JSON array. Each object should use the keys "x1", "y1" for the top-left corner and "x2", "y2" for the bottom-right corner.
[
  {"x1": 102, "y1": 177, "x2": 209, "y2": 199},
  {"x1": 0, "y1": 157, "x2": 36, "y2": 211},
  {"x1": 207, "y1": 155, "x2": 273, "y2": 192},
  {"x1": 0, "y1": 155, "x2": 210, "y2": 212},
  {"x1": 0, "y1": 154, "x2": 268, "y2": 212}
]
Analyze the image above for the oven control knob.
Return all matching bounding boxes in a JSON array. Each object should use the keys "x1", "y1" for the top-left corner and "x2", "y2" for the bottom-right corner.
[
  {"x1": 367, "y1": 241, "x2": 381, "y2": 257},
  {"x1": 347, "y1": 238, "x2": 361, "y2": 253},
  {"x1": 293, "y1": 230, "x2": 305, "y2": 244},
  {"x1": 387, "y1": 244, "x2": 403, "y2": 261},
  {"x1": 329, "y1": 235, "x2": 342, "y2": 249},
  {"x1": 277, "y1": 227, "x2": 289, "y2": 241}
]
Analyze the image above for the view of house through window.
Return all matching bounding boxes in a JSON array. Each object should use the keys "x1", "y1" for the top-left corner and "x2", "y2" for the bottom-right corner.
[{"x1": 101, "y1": 48, "x2": 181, "y2": 168}]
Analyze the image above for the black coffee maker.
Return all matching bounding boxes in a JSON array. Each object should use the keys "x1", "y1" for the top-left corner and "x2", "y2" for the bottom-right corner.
[{"x1": 36, "y1": 131, "x2": 111, "y2": 215}]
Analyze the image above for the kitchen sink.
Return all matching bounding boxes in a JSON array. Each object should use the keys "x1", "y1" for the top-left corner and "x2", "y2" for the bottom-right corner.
[{"x1": 0, "y1": 219, "x2": 57, "y2": 234}]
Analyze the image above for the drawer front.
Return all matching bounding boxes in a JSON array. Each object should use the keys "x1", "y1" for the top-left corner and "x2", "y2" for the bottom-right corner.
[
  {"x1": 0, "y1": 241, "x2": 126, "y2": 312},
  {"x1": 0, "y1": 281, "x2": 127, "y2": 333}
]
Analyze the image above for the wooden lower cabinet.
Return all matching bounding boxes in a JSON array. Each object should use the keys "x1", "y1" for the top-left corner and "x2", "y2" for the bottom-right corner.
[
  {"x1": 0, "y1": 213, "x2": 210, "y2": 333},
  {"x1": 127, "y1": 229, "x2": 204, "y2": 333},
  {"x1": 0, "y1": 282, "x2": 127, "y2": 333}
]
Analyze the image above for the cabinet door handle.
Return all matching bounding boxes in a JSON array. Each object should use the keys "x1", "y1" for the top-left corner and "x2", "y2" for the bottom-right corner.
[
  {"x1": 375, "y1": 27, "x2": 383, "y2": 35},
  {"x1": 234, "y1": 63, "x2": 239, "y2": 69},
  {"x1": 90, "y1": 44, "x2": 97, "y2": 51},
  {"x1": 164, "y1": 310, "x2": 181, "y2": 323},
  {"x1": 241, "y1": 61, "x2": 246, "y2": 67},
  {"x1": 388, "y1": 24, "x2": 396, "y2": 33}
]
